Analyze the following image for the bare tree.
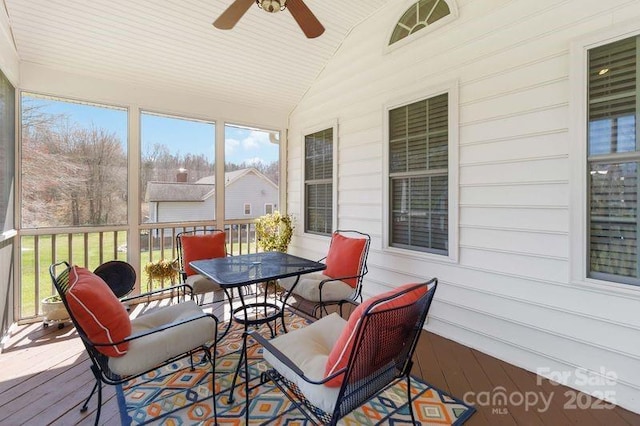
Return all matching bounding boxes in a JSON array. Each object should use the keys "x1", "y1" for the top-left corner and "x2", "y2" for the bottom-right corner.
[{"x1": 22, "y1": 102, "x2": 127, "y2": 227}]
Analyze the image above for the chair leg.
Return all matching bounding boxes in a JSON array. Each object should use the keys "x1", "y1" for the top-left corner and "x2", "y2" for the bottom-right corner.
[
  {"x1": 81, "y1": 379, "x2": 99, "y2": 413},
  {"x1": 228, "y1": 332, "x2": 248, "y2": 404},
  {"x1": 205, "y1": 348, "x2": 218, "y2": 426},
  {"x1": 406, "y1": 375, "x2": 416, "y2": 425},
  {"x1": 94, "y1": 380, "x2": 103, "y2": 426}
]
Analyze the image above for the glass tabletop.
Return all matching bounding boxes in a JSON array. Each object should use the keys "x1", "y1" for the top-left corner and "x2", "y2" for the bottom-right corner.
[{"x1": 189, "y1": 251, "x2": 326, "y2": 287}]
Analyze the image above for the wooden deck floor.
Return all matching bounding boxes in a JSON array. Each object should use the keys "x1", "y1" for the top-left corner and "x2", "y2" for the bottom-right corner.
[{"x1": 0, "y1": 299, "x2": 637, "y2": 425}]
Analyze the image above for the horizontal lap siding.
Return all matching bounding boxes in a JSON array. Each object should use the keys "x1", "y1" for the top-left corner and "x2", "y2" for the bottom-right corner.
[{"x1": 286, "y1": 0, "x2": 640, "y2": 413}]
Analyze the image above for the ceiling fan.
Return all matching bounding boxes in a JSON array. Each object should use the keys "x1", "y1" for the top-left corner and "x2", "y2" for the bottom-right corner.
[{"x1": 213, "y1": 0, "x2": 325, "y2": 39}]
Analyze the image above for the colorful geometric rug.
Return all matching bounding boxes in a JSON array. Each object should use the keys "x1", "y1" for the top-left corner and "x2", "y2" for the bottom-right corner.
[{"x1": 116, "y1": 310, "x2": 475, "y2": 425}]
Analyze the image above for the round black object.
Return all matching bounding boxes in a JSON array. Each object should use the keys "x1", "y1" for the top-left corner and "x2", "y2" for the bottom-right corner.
[{"x1": 94, "y1": 261, "x2": 136, "y2": 298}]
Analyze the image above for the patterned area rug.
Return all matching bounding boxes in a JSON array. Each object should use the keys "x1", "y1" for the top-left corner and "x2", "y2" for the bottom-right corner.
[{"x1": 116, "y1": 310, "x2": 475, "y2": 425}]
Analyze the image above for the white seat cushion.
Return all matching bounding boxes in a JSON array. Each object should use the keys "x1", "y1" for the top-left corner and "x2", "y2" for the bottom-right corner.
[
  {"x1": 108, "y1": 300, "x2": 216, "y2": 376},
  {"x1": 186, "y1": 273, "x2": 222, "y2": 295},
  {"x1": 279, "y1": 274, "x2": 354, "y2": 302},
  {"x1": 262, "y1": 312, "x2": 346, "y2": 414}
]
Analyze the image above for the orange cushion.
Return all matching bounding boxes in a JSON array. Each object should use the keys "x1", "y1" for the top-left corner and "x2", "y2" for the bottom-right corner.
[
  {"x1": 323, "y1": 233, "x2": 367, "y2": 288},
  {"x1": 181, "y1": 232, "x2": 227, "y2": 276},
  {"x1": 67, "y1": 266, "x2": 132, "y2": 357},
  {"x1": 324, "y1": 282, "x2": 428, "y2": 387}
]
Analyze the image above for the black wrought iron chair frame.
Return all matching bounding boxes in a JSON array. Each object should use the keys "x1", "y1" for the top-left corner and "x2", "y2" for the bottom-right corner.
[
  {"x1": 176, "y1": 228, "x2": 238, "y2": 306},
  {"x1": 286, "y1": 229, "x2": 371, "y2": 319},
  {"x1": 249, "y1": 278, "x2": 437, "y2": 425},
  {"x1": 49, "y1": 261, "x2": 220, "y2": 426}
]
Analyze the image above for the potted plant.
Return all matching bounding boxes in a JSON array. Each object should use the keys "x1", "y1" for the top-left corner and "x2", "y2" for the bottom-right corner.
[
  {"x1": 255, "y1": 211, "x2": 294, "y2": 253},
  {"x1": 41, "y1": 294, "x2": 69, "y2": 327},
  {"x1": 255, "y1": 211, "x2": 294, "y2": 295},
  {"x1": 144, "y1": 258, "x2": 179, "y2": 290}
]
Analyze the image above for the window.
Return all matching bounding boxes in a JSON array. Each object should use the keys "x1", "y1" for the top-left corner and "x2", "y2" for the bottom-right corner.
[
  {"x1": 224, "y1": 124, "x2": 280, "y2": 220},
  {"x1": 0, "y1": 70, "x2": 14, "y2": 234},
  {"x1": 304, "y1": 128, "x2": 333, "y2": 235},
  {"x1": 389, "y1": 93, "x2": 448, "y2": 254},
  {"x1": 587, "y1": 35, "x2": 640, "y2": 285},
  {"x1": 389, "y1": 0, "x2": 451, "y2": 46},
  {"x1": 140, "y1": 112, "x2": 215, "y2": 224},
  {"x1": 265, "y1": 203, "x2": 274, "y2": 214},
  {"x1": 21, "y1": 94, "x2": 127, "y2": 228}
]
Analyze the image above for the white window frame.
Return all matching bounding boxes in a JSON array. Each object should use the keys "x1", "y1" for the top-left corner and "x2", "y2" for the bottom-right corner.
[
  {"x1": 569, "y1": 19, "x2": 640, "y2": 295},
  {"x1": 244, "y1": 203, "x2": 251, "y2": 216},
  {"x1": 300, "y1": 119, "x2": 338, "y2": 238},
  {"x1": 383, "y1": 80, "x2": 459, "y2": 263},
  {"x1": 264, "y1": 203, "x2": 274, "y2": 215}
]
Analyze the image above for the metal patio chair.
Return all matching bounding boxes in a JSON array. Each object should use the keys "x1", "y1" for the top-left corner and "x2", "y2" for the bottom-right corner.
[
  {"x1": 247, "y1": 278, "x2": 437, "y2": 425},
  {"x1": 93, "y1": 260, "x2": 136, "y2": 299},
  {"x1": 176, "y1": 228, "x2": 232, "y2": 306},
  {"x1": 279, "y1": 230, "x2": 371, "y2": 318},
  {"x1": 49, "y1": 261, "x2": 219, "y2": 426}
]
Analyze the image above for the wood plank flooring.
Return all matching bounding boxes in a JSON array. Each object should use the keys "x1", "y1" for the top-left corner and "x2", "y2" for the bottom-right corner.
[{"x1": 0, "y1": 298, "x2": 637, "y2": 425}]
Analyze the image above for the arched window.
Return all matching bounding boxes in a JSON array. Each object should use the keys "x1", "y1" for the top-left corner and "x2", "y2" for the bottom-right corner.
[{"x1": 389, "y1": 0, "x2": 451, "y2": 46}]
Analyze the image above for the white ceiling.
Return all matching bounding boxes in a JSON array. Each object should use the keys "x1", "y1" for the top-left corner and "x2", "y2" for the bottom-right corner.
[{"x1": 4, "y1": 0, "x2": 390, "y2": 115}]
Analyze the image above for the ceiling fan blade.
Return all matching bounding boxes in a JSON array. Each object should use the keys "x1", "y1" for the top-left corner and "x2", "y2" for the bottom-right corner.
[
  {"x1": 213, "y1": 0, "x2": 255, "y2": 30},
  {"x1": 287, "y1": 0, "x2": 325, "y2": 38}
]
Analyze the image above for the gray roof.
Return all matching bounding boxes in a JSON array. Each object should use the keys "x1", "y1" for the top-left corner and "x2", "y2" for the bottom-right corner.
[
  {"x1": 145, "y1": 168, "x2": 276, "y2": 202},
  {"x1": 145, "y1": 182, "x2": 214, "y2": 202}
]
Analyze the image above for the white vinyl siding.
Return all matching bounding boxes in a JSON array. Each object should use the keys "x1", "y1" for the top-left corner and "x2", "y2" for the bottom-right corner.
[
  {"x1": 389, "y1": 93, "x2": 448, "y2": 254},
  {"x1": 288, "y1": 0, "x2": 640, "y2": 414},
  {"x1": 304, "y1": 128, "x2": 333, "y2": 235},
  {"x1": 587, "y1": 35, "x2": 639, "y2": 285}
]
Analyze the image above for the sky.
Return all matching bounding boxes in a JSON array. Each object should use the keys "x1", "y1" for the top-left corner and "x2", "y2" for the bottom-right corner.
[{"x1": 25, "y1": 95, "x2": 279, "y2": 165}]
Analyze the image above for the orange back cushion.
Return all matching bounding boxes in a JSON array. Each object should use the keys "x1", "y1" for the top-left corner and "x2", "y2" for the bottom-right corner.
[
  {"x1": 181, "y1": 232, "x2": 227, "y2": 276},
  {"x1": 324, "y1": 282, "x2": 428, "y2": 387},
  {"x1": 323, "y1": 233, "x2": 367, "y2": 288},
  {"x1": 67, "y1": 266, "x2": 132, "y2": 357}
]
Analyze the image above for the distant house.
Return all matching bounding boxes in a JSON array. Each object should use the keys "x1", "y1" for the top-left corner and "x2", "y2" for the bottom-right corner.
[{"x1": 145, "y1": 168, "x2": 278, "y2": 223}]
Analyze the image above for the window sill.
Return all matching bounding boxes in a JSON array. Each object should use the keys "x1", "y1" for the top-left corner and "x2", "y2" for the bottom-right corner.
[
  {"x1": 0, "y1": 230, "x2": 17, "y2": 243},
  {"x1": 571, "y1": 277, "x2": 640, "y2": 299},
  {"x1": 384, "y1": 245, "x2": 458, "y2": 265}
]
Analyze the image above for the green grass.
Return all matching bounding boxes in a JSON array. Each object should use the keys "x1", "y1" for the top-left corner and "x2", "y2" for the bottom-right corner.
[{"x1": 20, "y1": 233, "x2": 258, "y2": 318}]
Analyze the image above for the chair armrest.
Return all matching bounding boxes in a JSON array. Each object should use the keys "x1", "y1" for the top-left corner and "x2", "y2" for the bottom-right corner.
[
  {"x1": 317, "y1": 274, "x2": 362, "y2": 290},
  {"x1": 120, "y1": 283, "x2": 195, "y2": 304},
  {"x1": 90, "y1": 312, "x2": 218, "y2": 347},
  {"x1": 248, "y1": 330, "x2": 347, "y2": 386}
]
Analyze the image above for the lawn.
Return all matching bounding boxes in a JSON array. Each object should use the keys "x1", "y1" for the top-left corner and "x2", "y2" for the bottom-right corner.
[{"x1": 20, "y1": 232, "x2": 257, "y2": 318}]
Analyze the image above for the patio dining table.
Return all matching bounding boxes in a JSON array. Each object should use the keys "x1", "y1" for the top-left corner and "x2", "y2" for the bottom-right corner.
[{"x1": 190, "y1": 251, "x2": 326, "y2": 338}]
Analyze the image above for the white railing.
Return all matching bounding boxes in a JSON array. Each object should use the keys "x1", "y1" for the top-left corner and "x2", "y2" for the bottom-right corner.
[{"x1": 18, "y1": 219, "x2": 259, "y2": 320}]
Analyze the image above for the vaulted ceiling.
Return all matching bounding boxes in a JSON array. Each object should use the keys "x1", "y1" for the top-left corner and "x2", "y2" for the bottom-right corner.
[{"x1": 4, "y1": 0, "x2": 390, "y2": 115}]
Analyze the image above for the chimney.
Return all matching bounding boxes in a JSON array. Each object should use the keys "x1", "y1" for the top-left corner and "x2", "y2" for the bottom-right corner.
[{"x1": 176, "y1": 168, "x2": 187, "y2": 182}]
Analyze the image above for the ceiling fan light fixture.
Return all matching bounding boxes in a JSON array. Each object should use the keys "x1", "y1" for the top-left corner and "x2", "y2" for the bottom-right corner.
[{"x1": 257, "y1": 0, "x2": 286, "y2": 13}]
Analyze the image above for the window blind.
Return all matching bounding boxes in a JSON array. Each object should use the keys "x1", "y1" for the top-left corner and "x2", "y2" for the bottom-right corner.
[
  {"x1": 389, "y1": 94, "x2": 448, "y2": 254},
  {"x1": 305, "y1": 128, "x2": 333, "y2": 235},
  {"x1": 588, "y1": 35, "x2": 640, "y2": 283}
]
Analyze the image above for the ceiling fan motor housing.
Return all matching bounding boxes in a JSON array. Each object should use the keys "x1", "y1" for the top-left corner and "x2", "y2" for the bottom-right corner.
[{"x1": 258, "y1": 0, "x2": 286, "y2": 13}]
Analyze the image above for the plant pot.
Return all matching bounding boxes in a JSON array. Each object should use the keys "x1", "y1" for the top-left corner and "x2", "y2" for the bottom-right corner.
[{"x1": 41, "y1": 296, "x2": 69, "y2": 322}]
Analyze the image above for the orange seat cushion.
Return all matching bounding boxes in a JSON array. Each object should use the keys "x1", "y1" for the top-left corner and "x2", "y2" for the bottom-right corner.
[
  {"x1": 324, "y1": 282, "x2": 428, "y2": 387},
  {"x1": 181, "y1": 232, "x2": 227, "y2": 276},
  {"x1": 323, "y1": 233, "x2": 367, "y2": 288},
  {"x1": 67, "y1": 266, "x2": 132, "y2": 357}
]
